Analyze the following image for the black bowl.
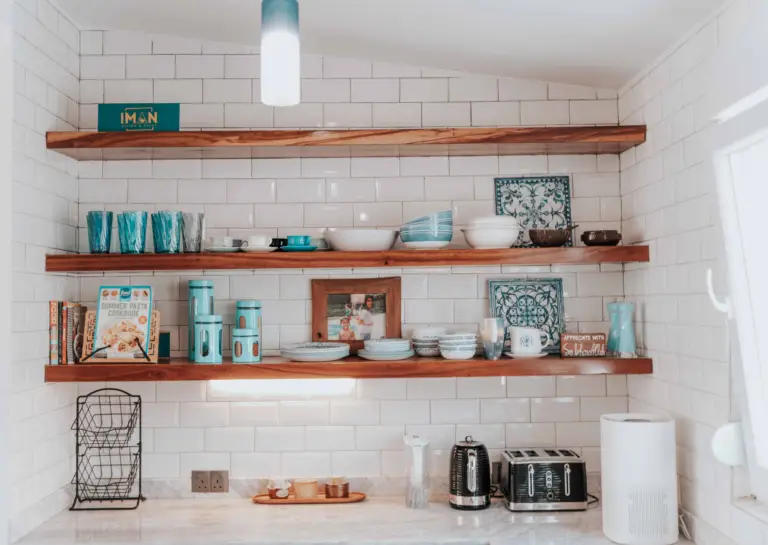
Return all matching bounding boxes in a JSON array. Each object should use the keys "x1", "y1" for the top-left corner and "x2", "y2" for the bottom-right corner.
[{"x1": 581, "y1": 230, "x2": 622, "y2": 246}]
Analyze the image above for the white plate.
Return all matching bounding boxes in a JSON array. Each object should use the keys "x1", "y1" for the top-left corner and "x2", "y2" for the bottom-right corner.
[
  {"x1": 280, "y1": 352, "x2": 349, "y2": 362},
  {"x1": 358, "y1": 349, "x2": 415, "y2": 361},
  {"x1": 206, "y1": 246, "x2": 241, "y2": 253},
  {"x1": 242, "y1": 246, "x2": 278, "y2": 253},
  {"x1": 504, "y1": 352, "x2": 548, "y2": 359},
  {"x1": 402, "y1": 241, "x2": 451, "y2": 249}
]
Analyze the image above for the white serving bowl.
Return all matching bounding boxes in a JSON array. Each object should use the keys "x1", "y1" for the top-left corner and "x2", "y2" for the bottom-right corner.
[
  {"x1": 324, "y1": 228, "x2": 398, "y2": 251},
  {"x1": 413, "y1": 328, "x2": 447, "y2": 341},
  {"x1": 462, "y1": 227, "x2": 521, "y2": 249},
  {"x1": 440, "y1": 347, "x2": 476, "y2": 360}
]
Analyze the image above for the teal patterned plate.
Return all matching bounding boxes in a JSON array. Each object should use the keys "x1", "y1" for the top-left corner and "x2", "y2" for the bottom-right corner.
[
  {"x1": 488, "y1": 278, "x2": 565, "y2": 354},
  {"x1": 495, "y1": 176, "x2": 572, "y2": 247}
]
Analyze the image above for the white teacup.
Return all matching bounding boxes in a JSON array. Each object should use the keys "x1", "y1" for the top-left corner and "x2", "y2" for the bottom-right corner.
[
  {"x1": 242, "y1": 235, "x2": 273, "y2": 248},
  {"x1": 508, "y1": 326, "x2": 551, "y2": 354},
  {"x1": 209, "y1": 236, "x2": 233, "y2": 248}
]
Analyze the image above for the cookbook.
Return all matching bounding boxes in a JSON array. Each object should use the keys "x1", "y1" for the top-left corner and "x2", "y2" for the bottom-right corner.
[{"x1": 93, "y1": 286, "x2": 153, "y2": 360}]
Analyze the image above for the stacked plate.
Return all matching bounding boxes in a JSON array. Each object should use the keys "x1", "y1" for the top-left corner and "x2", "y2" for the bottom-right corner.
[
  {"x1": 400, "y1": 210, "x2": 453, "y2": 250},
  {"x1": 462, "y1": 216, "x2": 522, "y2": 249},
  {"x1": 358, "y1": 338, "x2": 414, "y2": 361},
  {"x1": 439, "y1": 332, "x2": 479, "y2": 360},
  {"x1": 280, "y1": 342, "x2": 350, "y2": 362},
  {"x1": 412, "y1": 327, "x2": 447, "y2": 357}
]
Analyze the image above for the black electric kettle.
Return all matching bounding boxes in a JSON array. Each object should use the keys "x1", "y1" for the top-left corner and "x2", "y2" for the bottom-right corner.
[{"x1": 449, "y1": 436, "x2": 491, "y2": 510}]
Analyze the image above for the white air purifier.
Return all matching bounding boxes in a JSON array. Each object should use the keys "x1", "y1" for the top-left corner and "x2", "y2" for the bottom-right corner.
[{"x1": 601, "y1": 414, "x2": 678, "y2": 545}]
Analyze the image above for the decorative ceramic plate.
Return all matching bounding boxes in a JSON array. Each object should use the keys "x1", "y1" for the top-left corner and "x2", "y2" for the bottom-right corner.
[
  {"x1": 488, "y1": 278, "x2": 564, "y2": 354},
  {"x1": 357, "y1": 349, "x2": 415, "y2": 361},
  {"x1": 495, "y1": 176, "x2": 572, "y2": 247}
]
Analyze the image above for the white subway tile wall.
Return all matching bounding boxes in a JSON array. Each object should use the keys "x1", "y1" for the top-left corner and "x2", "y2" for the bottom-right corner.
[
  {"x1": 22, "y1": 26, "x2": 638, "y2": 516},
  {"x1": 618, "y1": 1, "x2": 765, "y2": 543},
  {"x1": 12, "y1": 0, "x2": 80, "y2": 540}
]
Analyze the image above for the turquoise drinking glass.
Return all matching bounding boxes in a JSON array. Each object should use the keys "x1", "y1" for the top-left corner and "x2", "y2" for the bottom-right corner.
[
  {"x1": 86, "y1": 211, "x2": 113, "y2": 254},
  {"x1": 151, "y1": 210, "x2": 183, "y2": 254},
  {"x1": 117, "y1": 211, "x2": 148, "y2": 254}
]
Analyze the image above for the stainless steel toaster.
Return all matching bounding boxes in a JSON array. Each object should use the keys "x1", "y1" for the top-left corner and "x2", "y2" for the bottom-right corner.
[{"x1": 500, "y1": 448, "x2": 588, "y2": 511}]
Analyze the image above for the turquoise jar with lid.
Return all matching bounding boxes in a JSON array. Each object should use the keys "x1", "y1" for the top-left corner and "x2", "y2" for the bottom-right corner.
[
  {"x1": 235, "y1": 300, "x2": 262, "y2": 361},
  {"x1": 193, "y1": 314, "x2": 222, "y2": 364},
  {"x1": 232, "y1": 328, "x2": 260, "y2": 363},
  {"x1": 188, "y1": 280, "x2": 214, "y2": 358}
]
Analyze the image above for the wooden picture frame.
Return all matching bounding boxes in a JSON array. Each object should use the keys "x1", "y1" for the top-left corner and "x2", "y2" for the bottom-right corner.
[{"x1": 311, "y1": 277, "x2": 401, "y2": 354}]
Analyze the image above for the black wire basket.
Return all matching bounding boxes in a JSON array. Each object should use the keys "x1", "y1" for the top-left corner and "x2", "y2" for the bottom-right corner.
[{"x1": 71, "y1": 388, "x2": 144, "y2": 510}]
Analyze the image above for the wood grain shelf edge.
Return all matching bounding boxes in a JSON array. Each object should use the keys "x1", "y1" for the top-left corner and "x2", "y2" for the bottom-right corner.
[
  {"x1": 44, "y1": 356, "x2": 653, "y2": 382},
  {"x1": 46, "y1": 246, "x2": 650, "y2": 272}
]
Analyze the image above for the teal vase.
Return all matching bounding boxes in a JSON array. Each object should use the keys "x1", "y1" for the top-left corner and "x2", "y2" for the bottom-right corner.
[{"x1": 607, "y1": 302, "x2": 636, "y2": 358}]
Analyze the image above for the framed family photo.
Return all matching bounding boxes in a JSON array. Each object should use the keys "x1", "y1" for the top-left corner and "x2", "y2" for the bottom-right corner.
[{"x1": 311, "y1": 277, "x2": 401, "y2": 354}]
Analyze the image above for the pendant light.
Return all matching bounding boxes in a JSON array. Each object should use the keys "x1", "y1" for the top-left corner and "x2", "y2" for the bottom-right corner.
[{"x1": 261, "y1": 0, "x2": 300, "y2": 107}]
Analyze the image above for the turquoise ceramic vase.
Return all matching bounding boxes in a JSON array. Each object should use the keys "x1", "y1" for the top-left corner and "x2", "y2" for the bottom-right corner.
[{"x1": 607, "y1": 302, "x2": 636, "y2": 358}]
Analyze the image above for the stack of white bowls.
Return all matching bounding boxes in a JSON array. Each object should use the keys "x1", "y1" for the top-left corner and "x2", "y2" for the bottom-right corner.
[
  {"x1": 462, "y1": 216, "x2": 522, "y2": 249},
  {"x1": 439, "y1": 332, "x2": 479, "y2": 360},
  {"x1": 358, "y1": 339, "x2": 414, "y2": 361},
  {"x1": 412, "y1": 327, "x2": 447, "y2": 357}
]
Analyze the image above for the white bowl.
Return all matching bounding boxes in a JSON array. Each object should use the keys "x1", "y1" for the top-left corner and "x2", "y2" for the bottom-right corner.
[
  {"x1": 364, "y1": 339, "x2": 411, "y2": 352},
  {"x1": 414, "y1": 347, "x2": 441, "y2": 357},
  {"x1": 462, "y1": 227, "x2": 521, "y2": 249},
  {"x1": 412, "y1": 328, "x2": 447, "y2": 341},
  {"x1": 440, "y1": 332, "x2": 477, "y2": 340},
  {"x1": 440, "y1": 348, "x2": 476, "y2": 360},
  {"x1": 402, "y1": 240, "x2": 451, "y2": 250},
  {"x1": 324, "y1": 229, "x2": 398, "y2": 251}
]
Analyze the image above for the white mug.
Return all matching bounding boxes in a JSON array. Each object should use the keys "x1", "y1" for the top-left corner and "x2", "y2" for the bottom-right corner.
[
  {"x1": 242, "y1": 235, "x2": 273, "y2": 248},
  {"x1": 508, "y1": 326, "x2": 551, "y2": 354},
  {"x1": 209, "y1": 236, "x2": 233, "y2": 248}
]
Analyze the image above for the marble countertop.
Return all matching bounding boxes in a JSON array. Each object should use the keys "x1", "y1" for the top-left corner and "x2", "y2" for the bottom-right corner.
[{"x1": 19, "y1": 497, "x2": 686, "y2": 545}]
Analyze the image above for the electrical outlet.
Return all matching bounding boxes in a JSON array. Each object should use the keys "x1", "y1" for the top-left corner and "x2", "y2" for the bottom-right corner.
[
  {"x1": 210, "y1": 470, "x2": 229, "y2": 493},
  {"x1": 191, "y1": 470, "x2": 210, "y2": 493}
]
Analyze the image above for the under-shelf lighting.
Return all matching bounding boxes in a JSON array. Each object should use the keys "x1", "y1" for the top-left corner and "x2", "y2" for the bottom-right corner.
[{"x1": 260, "y1": 0, "x2": 300, "y2": 107}]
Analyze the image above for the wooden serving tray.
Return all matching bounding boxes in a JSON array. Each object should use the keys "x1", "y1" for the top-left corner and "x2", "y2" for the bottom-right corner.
[{"x1": 252, "y1": 492, "x2": 366, "y2": 505}]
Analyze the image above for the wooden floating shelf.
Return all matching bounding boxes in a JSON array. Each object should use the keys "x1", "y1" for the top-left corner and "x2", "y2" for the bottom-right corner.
[
  {"x1": 44, "y1": 356, "x2": 653, "y2": 382},
  {"x1": 46, "y1": 126, "x2": 646, "y2": 160},
  {"x1": 46, "y1": 246, "x2": 650, "y2": 272}
]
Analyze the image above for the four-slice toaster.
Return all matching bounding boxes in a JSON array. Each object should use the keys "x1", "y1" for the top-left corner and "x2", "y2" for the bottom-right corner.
[{"x1": 499, "y1": 448, "x2": 588, "y2": 511}]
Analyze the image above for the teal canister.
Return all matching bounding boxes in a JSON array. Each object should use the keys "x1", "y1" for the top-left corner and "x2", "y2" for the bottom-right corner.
[
  {"x1": 235, "y1": 300, "x2": 262, "y2": 361},
  {"x1": 232, "y1": 328, "x2": 259, "y2": 363},
  {"x1": 188, "y1": 280, "x2": 214, "y2": 358},
  {"x1": 193, "y1": 315, "x2": 223, "y2": 364}
]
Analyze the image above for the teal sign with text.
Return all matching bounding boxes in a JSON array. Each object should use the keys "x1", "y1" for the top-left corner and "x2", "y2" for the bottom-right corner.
[{"x1": 98, "y1": 103, "x2": 180, "y2": 132}]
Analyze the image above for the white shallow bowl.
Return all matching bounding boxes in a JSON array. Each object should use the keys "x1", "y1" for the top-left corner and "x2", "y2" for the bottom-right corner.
[
  {"x1": 440, "y1": 348, "x2": 476, "y2": 360},
  {"x1": 324, "y1": 228, "x2": 398, "y2": 251},
  {"x1": 462, "y1": 227, "x2": 521, "y2": 249},
  {"x1": 440, "y1": 332, "x2": 477, "y2": 340},
  {"x1": 364, "y1": 339, "x2": 411, "y2": 352},
  {"x1": 412, "y1": 327, "x2": 447, "y2": 341},
  {"x1": 402, "y1": 240, "x2": 451, "y2": 250},
  {"x1": 413, "y1": 341, "x2": 439, "y2": 347},
  {"x1": 414, "y1": 347, "x2": 441, "y2": 357},
  {"x1": 358, "y1": 349, "x2": 415, "y2": 361}
]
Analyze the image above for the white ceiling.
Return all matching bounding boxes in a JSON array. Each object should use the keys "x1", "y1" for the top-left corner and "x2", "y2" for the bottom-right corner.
[{"x1": 52, "y1": 0, "x2": 723, "y2": 88}]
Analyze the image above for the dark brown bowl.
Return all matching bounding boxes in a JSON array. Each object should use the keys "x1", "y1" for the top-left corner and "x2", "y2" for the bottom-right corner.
[
  {"x1": 529, "y1": 229, "x2": 571, "y2": 247},
  {"x1": 581, "y1": 230, "x2": 622, "y2": 246}
]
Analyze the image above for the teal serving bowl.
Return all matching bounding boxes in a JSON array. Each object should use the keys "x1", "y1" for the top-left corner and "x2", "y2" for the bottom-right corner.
[{"x1": 400, "y1": 231, "x2": 453, "y2": 243}]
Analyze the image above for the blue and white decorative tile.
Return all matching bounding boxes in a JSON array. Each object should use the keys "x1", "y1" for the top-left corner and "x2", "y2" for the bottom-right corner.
[
  {"x1": 488, "y1": 278, "x2": 564, "y2": 354},
  {"x1": 494, "y1": 176, "x2": 572, "y2": 247}
]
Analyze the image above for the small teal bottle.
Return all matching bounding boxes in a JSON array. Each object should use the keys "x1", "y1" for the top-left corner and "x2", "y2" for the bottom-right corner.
[
  {"x1": 232, "y1": 328, "x2": 259, "y2": 363},
  {"x1": 193, "y1": 314, "x2": 222, "y2": 364},
  {"x1": 188, "y1": 280, "x2": 214, "y2": 358}
]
